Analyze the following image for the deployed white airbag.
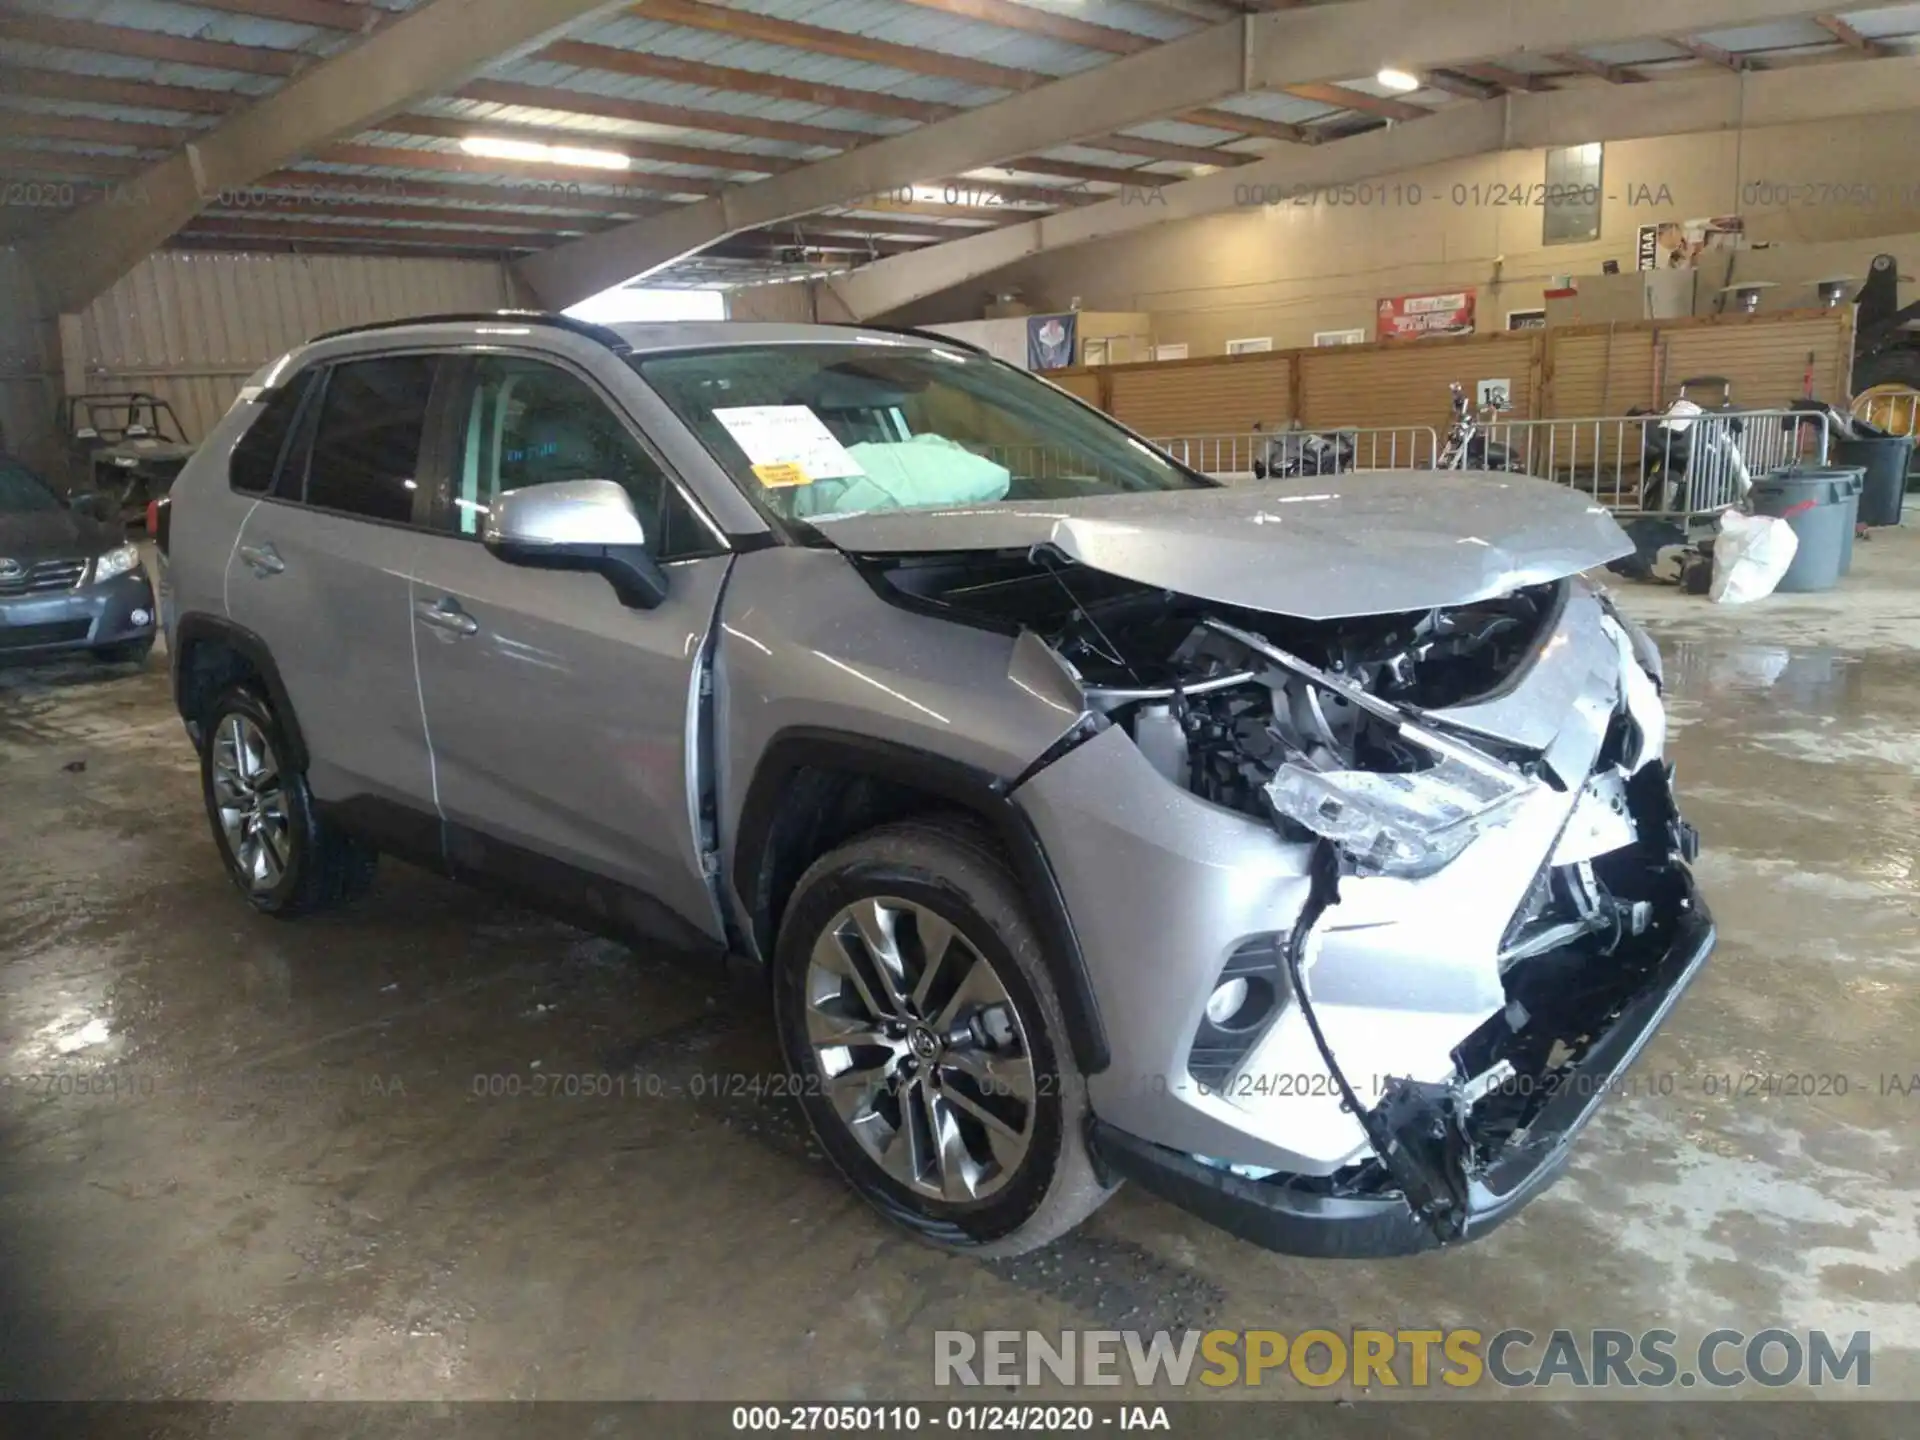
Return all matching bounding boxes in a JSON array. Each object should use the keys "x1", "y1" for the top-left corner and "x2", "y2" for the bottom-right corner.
[{"x1": 791, "y1": 435, "x2": 1011, "y2": 518}]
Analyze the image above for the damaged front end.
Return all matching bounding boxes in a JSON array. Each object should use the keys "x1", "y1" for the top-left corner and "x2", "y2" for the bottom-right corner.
[{"x1": 866, "y1": 545, "x2": 1713, "y2": 1254}]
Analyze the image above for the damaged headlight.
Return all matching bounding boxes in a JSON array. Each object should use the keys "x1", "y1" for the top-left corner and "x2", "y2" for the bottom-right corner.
[
  {"x1": 1204, "y1": 618, "x2": 1542, "y2": 878},
  {"x1": 1266, "y1": 753, "x2": 1535, "y2": 878}
]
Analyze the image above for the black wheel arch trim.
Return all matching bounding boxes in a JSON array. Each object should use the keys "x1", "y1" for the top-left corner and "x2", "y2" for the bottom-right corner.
[
  {"x1": 171, "y1": 612, "x2": 310, "y2": 773},
  {"x1": 732, "y1": 727, "x2": 1110, "y2": 1075}
]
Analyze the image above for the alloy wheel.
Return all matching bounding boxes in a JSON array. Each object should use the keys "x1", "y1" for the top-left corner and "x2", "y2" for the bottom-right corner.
[
  {"x1": 211, "y1": 713, "x2": 290, "y2": 891},
  {"x1": 804, "y1": 896, "x2": 1037, "y2": 1203}
]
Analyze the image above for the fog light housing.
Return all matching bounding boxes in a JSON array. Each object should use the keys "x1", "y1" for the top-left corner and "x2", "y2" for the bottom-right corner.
[
  {"x1": 1190, "y1": 942, "x2": 1287, "y2": 1091},
  {"x1": 1205, "y1": 977, "x2": 1249, "y2": 1027},
  {"x1": 131, "y1": 607, "x2": 152, "y2": 626}
]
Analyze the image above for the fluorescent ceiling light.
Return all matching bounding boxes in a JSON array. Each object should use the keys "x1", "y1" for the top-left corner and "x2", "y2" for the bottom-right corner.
[
  {"x1": 1376, "y1": 68, "x2": 1422, "y2": 92},
  {"x1": 459, "y1": 135, "x2": 630, "y2": 170}
]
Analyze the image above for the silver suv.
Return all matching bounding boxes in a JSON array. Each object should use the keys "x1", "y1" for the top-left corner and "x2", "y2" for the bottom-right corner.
[{"x1": 159, "y1": 314, "x2": 1712, "y2": 1258}]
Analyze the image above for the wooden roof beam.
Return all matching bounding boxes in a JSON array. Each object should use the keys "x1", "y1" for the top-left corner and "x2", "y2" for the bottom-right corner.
[{"x1": 1813, "y1": 14, "x2": 1893, "y2": 56}]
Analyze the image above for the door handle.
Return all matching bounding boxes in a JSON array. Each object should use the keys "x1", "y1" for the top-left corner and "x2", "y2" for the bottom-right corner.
[
  {"x1": 237, "y1": 542, "x2": 284, "y2": 576},
  {"x1": 415, "y1": 596, "x2": 479, "y2": 637}
]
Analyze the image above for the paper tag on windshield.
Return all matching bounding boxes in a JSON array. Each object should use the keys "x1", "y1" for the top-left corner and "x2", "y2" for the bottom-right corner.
[
  {"x1": 751, "y1": 462, "x2": 812, "y2": 488},
  {"x1": 714, "y1": 405, "x2": 864, "y2": 481}
]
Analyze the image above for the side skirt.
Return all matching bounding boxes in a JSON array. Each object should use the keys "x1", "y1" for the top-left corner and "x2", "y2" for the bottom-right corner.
[{"x1": 315, "y1": 796, "x2": 727, "y2": 961}]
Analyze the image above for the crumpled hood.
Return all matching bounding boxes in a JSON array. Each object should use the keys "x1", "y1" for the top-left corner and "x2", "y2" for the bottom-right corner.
[{"x1": 813, "y1": 472, "x2": 1633, "y2": 620}]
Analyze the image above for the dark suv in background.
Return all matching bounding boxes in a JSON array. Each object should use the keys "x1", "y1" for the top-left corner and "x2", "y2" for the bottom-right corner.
[{"x1": 0, "y1": 453, "x2": 155, "y2": 665}]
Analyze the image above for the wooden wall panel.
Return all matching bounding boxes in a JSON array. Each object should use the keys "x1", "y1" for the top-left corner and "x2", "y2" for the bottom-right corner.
[
  {"x1": 1020, "y1": 310, "x2": 1858, "y2": 443},
  {"x1": 1298, "y1": 335, "x2": 1538, "y2": 431},
  {"x1": 1108, "y1": 357, "x2": 1293, "y2": 437}
]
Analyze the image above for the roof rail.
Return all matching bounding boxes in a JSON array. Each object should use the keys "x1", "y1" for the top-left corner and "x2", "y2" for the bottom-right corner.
[{"x1": 308, "y1": 309, "x2": 632, "y2": 354}]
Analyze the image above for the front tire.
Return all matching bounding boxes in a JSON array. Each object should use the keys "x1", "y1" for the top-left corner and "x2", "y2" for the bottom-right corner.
[
  {"x1": 772, "y1": 816, "x2": 1115, "y2": 1256},
  {"x1": 199, "y1": 684, "x2": 376, "y2": 916}
]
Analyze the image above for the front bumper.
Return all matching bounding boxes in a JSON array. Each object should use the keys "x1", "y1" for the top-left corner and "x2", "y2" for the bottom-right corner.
[
  {"x1": 0, "y1": 571, "x2": 156, "y2": 660},
  {"x1": 1090, "y1": 879, "x2": 1714, "y2": 1256}
]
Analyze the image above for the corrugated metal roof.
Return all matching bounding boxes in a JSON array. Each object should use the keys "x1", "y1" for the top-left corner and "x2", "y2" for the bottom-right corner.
[
  {"x1": 1121, "y1": 116, "x2": 1257, "y2": 148},
  {"x1": 734, "y1": 0, "x2": 1116, "y2": 79},
  {"x1": 491, "y1": 55, "x2": 916, "y2": 138},
  {"x1": 1009, "y1": 0, "x2": 1190, "y2": 43},
  {"x1": 565, "y1": 13, "x2": 1009, "y2": 107},
  {"x1": 1482, "y1": 52, "x2": 1559, "y2": 76},
  {"x1": 351, "y1": 133, "x2": 767, "y2": 185},
  {"x1": 5, "y1": 0, "x2": 1918, "y2": 288},
  {"x1": 0, "y1": 37, "x2": 271, "y2": 94},
  {"x1": 0, "y1": 138, "x2": 150, "y2": 159},
  {"x1": 280, "y1": 157, "x2": 703, "y2": 206},
  {"x1": 1557, "y1": 6, "x2": 1918, "y2": 64},
  {"x1": 1206, "y1": 91, "x2": 1347, "y2": 126},
  {"x1": 1034, "y1": 141, "x2": 1184, "y2": 171},
  {"x1": 1686, "y1": 19, "x2": 1837, "y2": 50},
  {"x1": 424, "y1": 97, "x2": 832, "y2": 161},
  {"x1": 5, "y1": 0, "x2": 347, "y2": 58},
  {"x1": 0, "y1": 96, "x2": 218, "y2": 130},
  {"x1": 1841, "y1": 3, "x2": 1920, "y2": 37}
]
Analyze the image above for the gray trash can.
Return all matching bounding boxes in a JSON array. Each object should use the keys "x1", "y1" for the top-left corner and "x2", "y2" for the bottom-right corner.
[
  {"x1": 1835, "y1": 434, "x2": 1914, "y2": 526},
  {"x1": 1774, "y1": 465, "x2": 1865, "y2": 572},
  {"x1": 1838, "y1": 467, "x2": 1862, "y2": 574},
  {"x1": 1750, "y1": 469, "x2": 1853, "y2": 593}
]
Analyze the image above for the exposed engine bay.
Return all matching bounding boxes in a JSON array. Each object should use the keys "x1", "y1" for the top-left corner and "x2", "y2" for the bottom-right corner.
[
  {"x1": 867, "y1": 544, "x2": 1703, "y2": 1246},
  {"x1": 872, "y1": 545, "x2": 1565, "y2": 879}
]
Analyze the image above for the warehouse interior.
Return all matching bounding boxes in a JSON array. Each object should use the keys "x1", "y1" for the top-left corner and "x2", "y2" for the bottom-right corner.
[{"x1": 3, "y1": 0, "x2": 1920, "y2": 1422}]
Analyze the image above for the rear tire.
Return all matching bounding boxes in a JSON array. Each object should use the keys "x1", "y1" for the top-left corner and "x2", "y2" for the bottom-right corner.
[
  {"x1": 771, "y1": 815, "x2": 1116, "y2": 1256},
  {"x1": 199, "y1": 684, "x2": 376, "y2": 917}
]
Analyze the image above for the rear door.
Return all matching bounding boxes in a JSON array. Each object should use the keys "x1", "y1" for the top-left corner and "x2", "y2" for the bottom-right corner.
[
  {"x1": 407, "y1": 350, "x2": 735, "y2": 948},
  {"x1": 224, "y1": 353, "x2": 441, "y2": 814}
]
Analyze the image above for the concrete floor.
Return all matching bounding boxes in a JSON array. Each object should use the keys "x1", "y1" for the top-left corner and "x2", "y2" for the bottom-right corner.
[{"x1": 3, "y1": 528, "x2": 1919, "y2": 1413}]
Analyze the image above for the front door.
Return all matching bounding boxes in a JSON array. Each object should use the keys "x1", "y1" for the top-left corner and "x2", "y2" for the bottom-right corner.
[{"x1": 408, "y1": 352, "x2": 734, "y2": 949}]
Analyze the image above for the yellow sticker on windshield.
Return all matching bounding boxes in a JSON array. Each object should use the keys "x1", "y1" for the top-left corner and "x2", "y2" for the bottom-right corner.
[{"x1": 752, "y1": 461, "x2": 813, "y2": 488}]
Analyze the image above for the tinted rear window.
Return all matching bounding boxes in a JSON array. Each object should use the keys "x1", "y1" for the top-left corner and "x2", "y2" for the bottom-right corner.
[
  {"x1": 229, "y1": 371, "x2": 313, "y2": 495},
  {"x1": 304, "y1": 356, "x2": 434, "y2": 523}
]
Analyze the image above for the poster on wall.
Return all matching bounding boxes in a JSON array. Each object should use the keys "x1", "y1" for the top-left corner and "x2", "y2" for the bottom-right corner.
[
  {"x1": 1639, "y1": 217, "x2": 1747, "y2": 270},
  {"x1": 1026, "y1": 312, "x2": 1078, "y2": 371},
  {"x1": 1376, "y1": 290, "x2": 1476, "y2": 341},
  {"x1": 1636, "y1": 225, "x2": 1661, "y2": 272},
  {"x1": 1506, "y1": 309, "x2": 1547, "y2": 331}
]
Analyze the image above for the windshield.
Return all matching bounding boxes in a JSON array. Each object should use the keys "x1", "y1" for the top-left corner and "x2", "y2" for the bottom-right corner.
[
  {"x1": 634, "y1": 341, "x2": 1209, "y2": 524},
  {"x1": 0, "y1": 459, "x2": 60, "y2": 514}
]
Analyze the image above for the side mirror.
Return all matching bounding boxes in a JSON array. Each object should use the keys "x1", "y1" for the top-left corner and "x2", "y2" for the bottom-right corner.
[
  {"x1": 69, "y1": 491, "x2": 111, "y2": 522},
  {"x1": 482, "y1": 479, "x2": 669, "y2": 610}
]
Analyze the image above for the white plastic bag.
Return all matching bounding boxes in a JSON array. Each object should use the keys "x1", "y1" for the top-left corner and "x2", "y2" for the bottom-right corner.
[{"x1": 1709, "y1": 509, "x2": 1798, "y2": 604}]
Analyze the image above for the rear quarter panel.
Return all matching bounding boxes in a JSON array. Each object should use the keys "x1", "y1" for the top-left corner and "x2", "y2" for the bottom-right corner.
[{"x1": 161, "y1": 375, "x2": 277, "y2": 649}]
